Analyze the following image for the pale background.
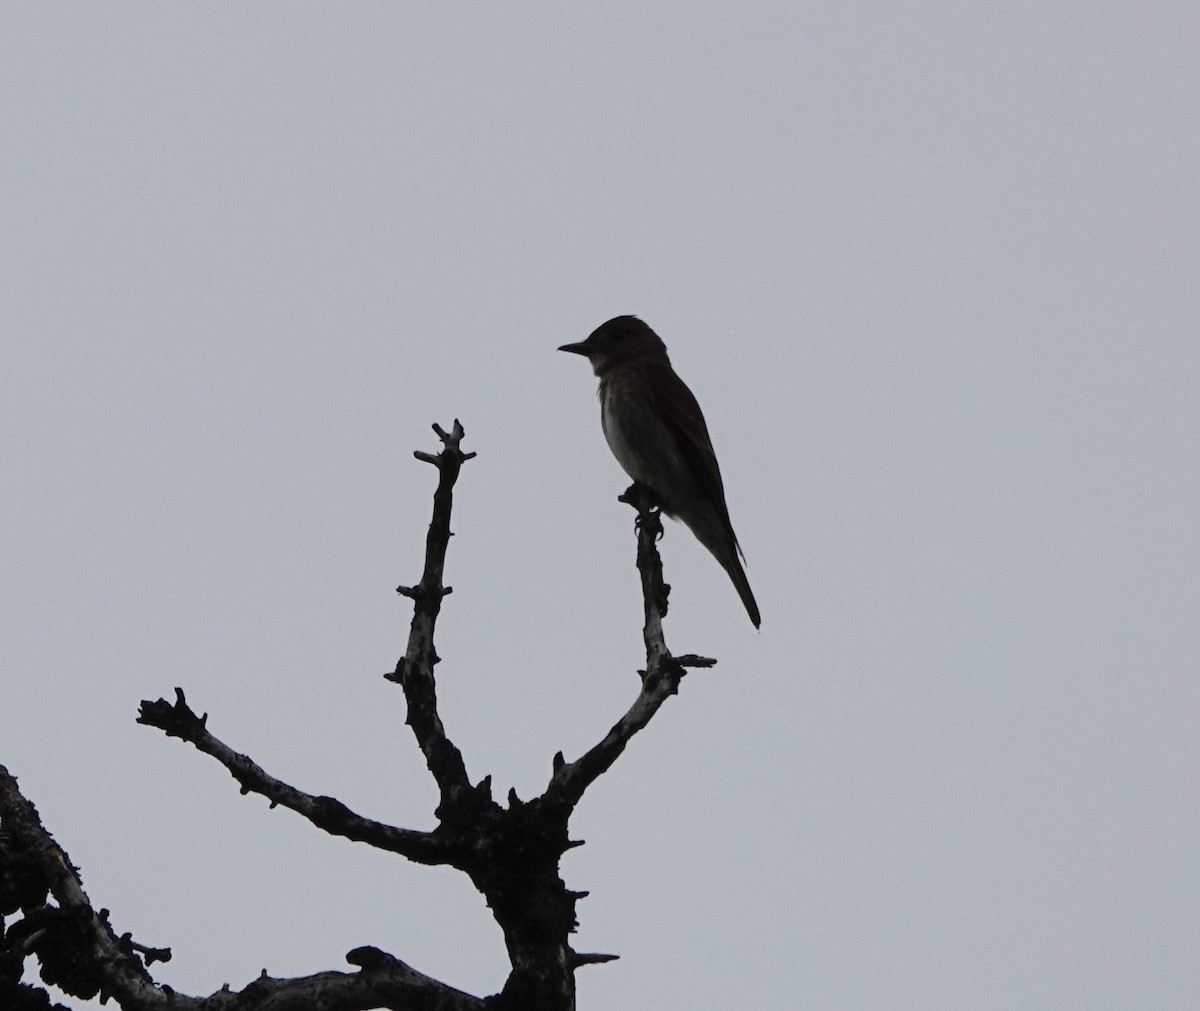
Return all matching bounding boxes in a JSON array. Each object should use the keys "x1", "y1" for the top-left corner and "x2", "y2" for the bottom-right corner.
[{"x1": 3, "y1": 4, "x2": 1198, "y2": 1009}]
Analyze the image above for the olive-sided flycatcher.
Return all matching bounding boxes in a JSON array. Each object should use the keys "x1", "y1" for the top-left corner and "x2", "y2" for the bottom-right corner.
[{"x1": 559, "y1": 315, "x2": 760, "y2": 628}]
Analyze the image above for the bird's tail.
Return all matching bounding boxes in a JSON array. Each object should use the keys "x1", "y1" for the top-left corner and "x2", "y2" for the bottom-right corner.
[
  {"x1": 722, "y1": 551, "x2": 761, "y2": 629},
  {"x1": 685, "y1": 509, "x2": 761, "y2": 629}
]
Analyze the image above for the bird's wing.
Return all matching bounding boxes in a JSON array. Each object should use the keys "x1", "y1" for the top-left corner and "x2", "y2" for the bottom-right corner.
[{"x1": 647, "y1": 361, "x2": 743, "y2": 553}]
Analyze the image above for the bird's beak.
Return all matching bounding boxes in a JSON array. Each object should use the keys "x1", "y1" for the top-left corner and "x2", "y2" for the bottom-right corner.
[{"x1": 558, "y1": 341, "x2": 591, "y2": 356}]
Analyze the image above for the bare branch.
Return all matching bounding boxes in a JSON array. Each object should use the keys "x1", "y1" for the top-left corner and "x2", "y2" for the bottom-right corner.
[
  {"x1": 15, "y1": 418, "x2": 699, "y2": 1010},
  {"x1": 175, "y1": 948, "x2": 485, "y2": 1011},
  {"x1": 0, "y1": 766, "x2": 484, "y2": 1011},
  {"x1": 1, "y1": 764, "x2": 167, "y2": 1007},
  {"x1": 389, "y1": 420, "x2": 475, "y2": 810},
  {"x1": 544, "y1": 486, "x2": 715, "y2": 808},
  {"x1": 136, "y1": 690, "x2": 451, "y2": 865}
]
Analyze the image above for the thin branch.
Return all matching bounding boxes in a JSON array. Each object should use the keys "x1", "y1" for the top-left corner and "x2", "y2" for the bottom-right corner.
[
  {"x1": 543, "y1": 485, "x2": 715, "y2": 808},
  {"x1": 136, "y1": 690, "x2": 452, "y2": 865},
  {"x1": 387, "y1": 420, "x2": 476, "y2": 813}
]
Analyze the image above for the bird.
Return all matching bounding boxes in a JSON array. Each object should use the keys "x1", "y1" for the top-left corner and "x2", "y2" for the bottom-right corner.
[{"x1": 559, "y1": 315, "x2": 760, "y2": 628}]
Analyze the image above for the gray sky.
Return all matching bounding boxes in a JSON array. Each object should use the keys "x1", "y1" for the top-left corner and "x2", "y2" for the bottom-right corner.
[{"x1": 3, "y1": 4, "x2": 1198, "y2": 1009}]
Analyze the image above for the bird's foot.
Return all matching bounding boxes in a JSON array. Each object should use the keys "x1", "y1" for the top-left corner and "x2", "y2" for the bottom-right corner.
[{"x1": 620, "y1": 483, "x2": 664, "y2": 541}]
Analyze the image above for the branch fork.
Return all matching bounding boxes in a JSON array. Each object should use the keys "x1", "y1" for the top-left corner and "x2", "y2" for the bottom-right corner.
[{"x1": 3, "y1": 418, "x2": 722, "y2": 1011}]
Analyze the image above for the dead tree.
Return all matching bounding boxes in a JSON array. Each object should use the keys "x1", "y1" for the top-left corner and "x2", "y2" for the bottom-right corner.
[{"x1": 0, "y1": 421, "x2": 719, "y2": 1011}]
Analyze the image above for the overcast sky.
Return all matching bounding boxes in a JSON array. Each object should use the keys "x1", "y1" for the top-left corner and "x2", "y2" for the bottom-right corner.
[{"x1": 3, "y1": 4, "x2": 1198, "y2": 1009}]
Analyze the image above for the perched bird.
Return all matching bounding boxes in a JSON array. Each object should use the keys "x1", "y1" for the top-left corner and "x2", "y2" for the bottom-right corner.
[{"x1": 559, "y1": 315, "x2": 760, "y2": 628}]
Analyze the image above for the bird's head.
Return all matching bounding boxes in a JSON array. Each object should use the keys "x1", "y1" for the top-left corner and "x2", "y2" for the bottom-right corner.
[{"x1": 559, "y1": 315, "x2": 668, "y2": 376}]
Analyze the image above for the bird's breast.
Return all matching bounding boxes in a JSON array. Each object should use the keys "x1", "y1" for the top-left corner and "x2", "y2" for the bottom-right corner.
[
  {"x1": 602, "y1": 392, "x2": 650, "y2": 485},
  {"x1": 599, "y1": 378, "x2": 690, "y2": 506}
]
